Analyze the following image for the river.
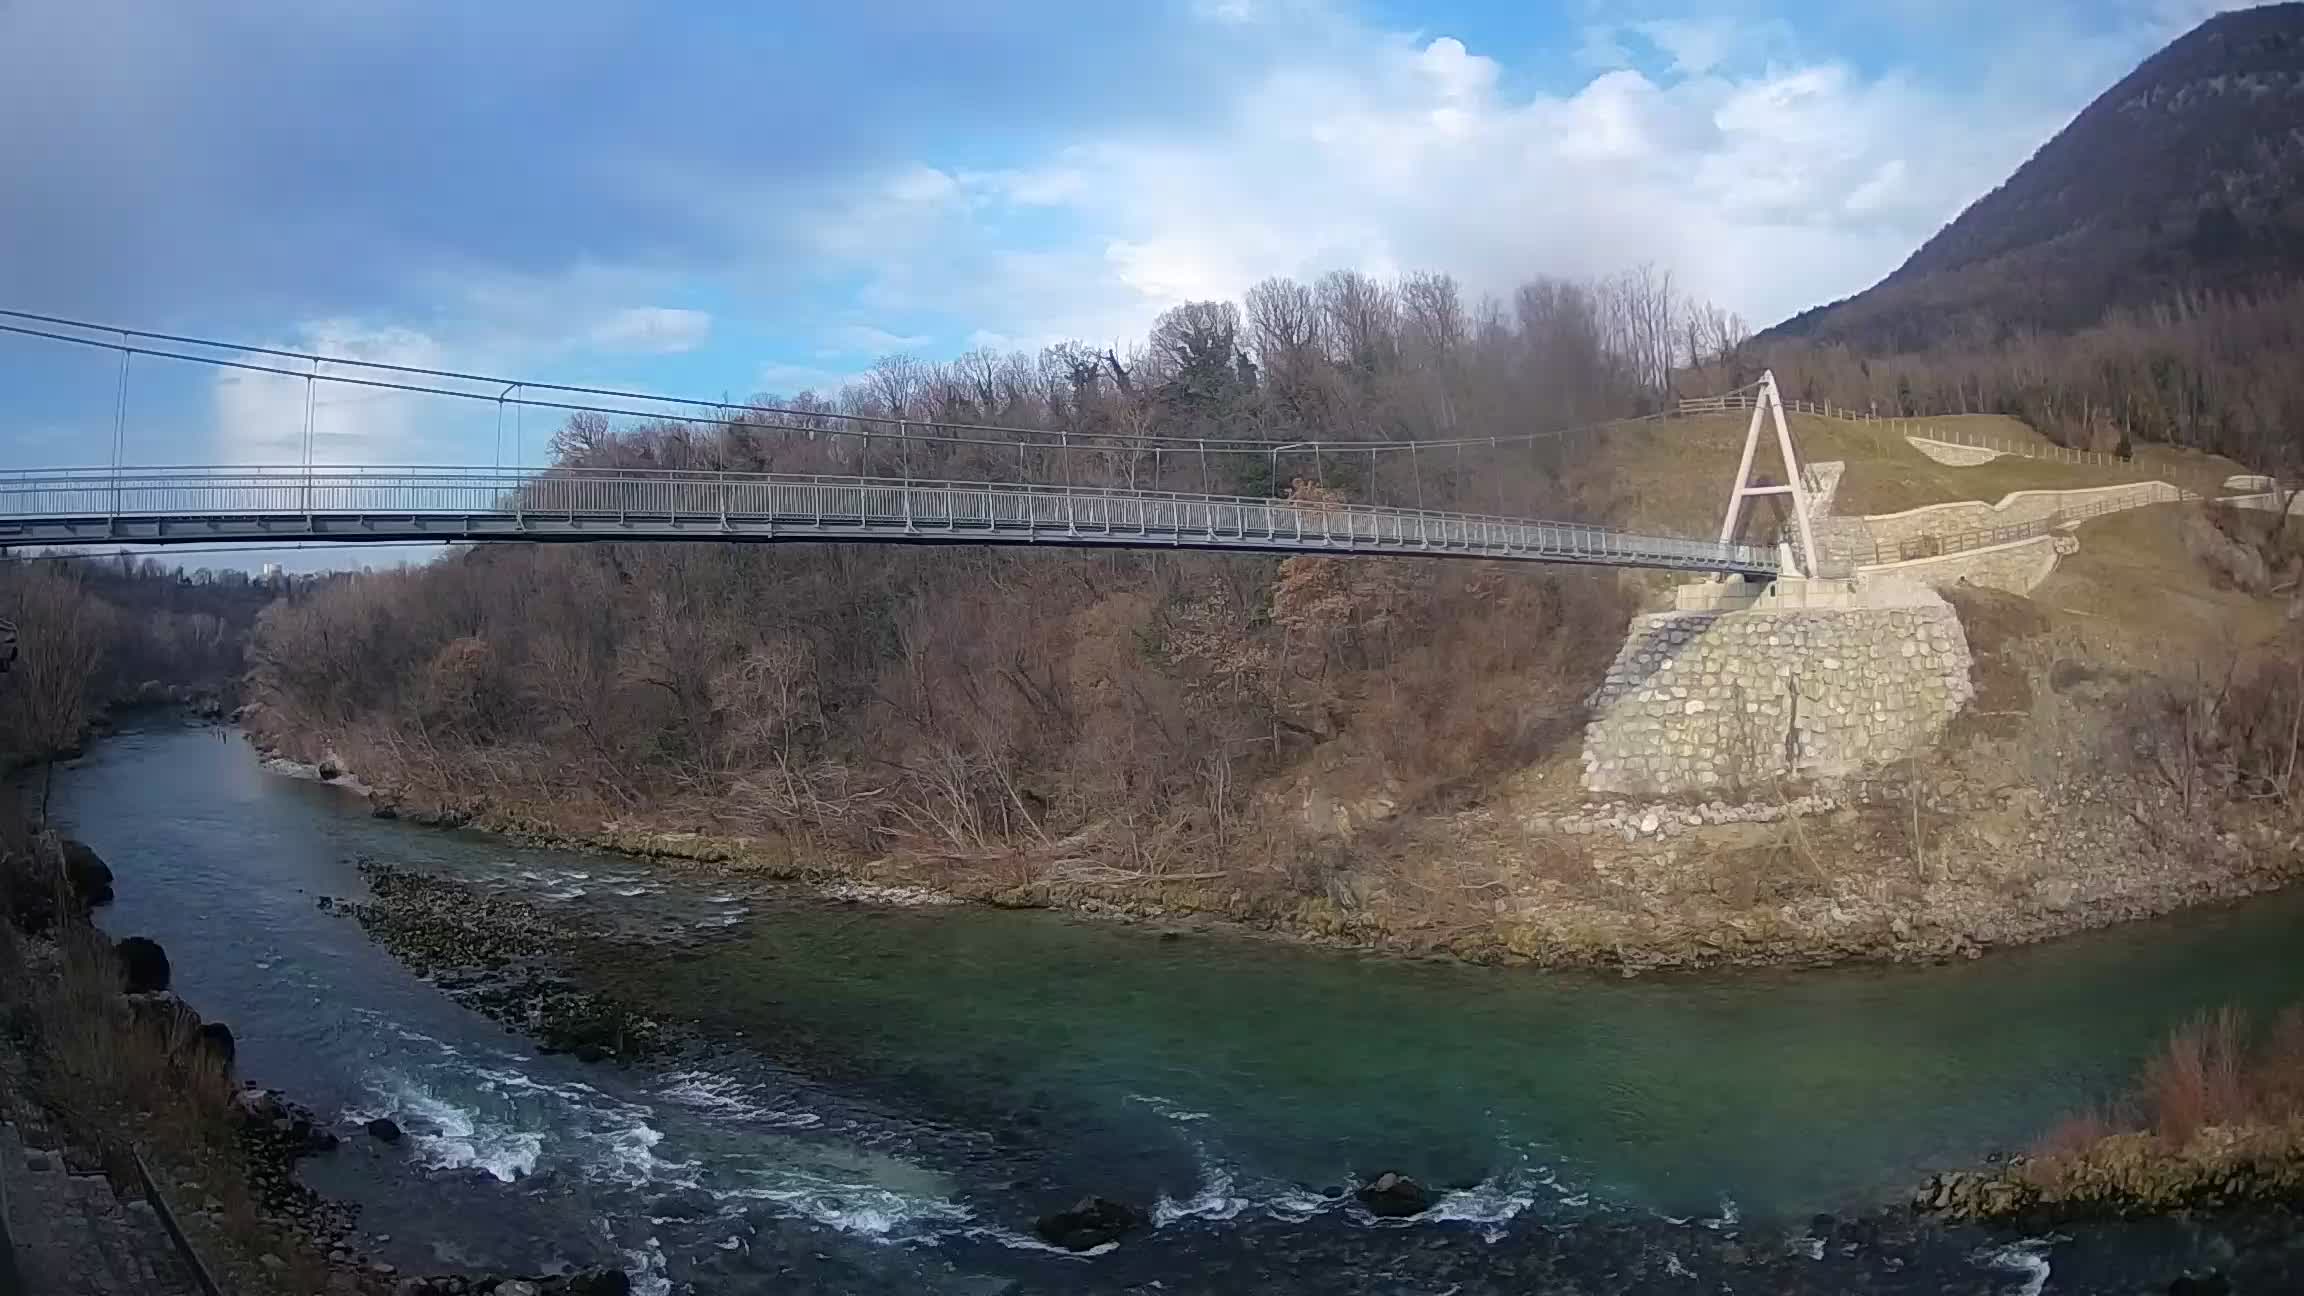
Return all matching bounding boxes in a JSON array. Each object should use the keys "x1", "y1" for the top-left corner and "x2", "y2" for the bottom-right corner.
[{"x1": 51, "y1": 724, "x2": 2304, "y2": 1293}]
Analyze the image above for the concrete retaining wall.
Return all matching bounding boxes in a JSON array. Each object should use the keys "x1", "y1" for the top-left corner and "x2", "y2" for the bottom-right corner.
[
  {"x1": 1855, "y1": 533, "x2": 2064, "y2": 595},
  {"x1": 1582, "y1": 599, "x2": 1974, "y2": 796},
  {"x1": 1862, "y1": 483, "x2": 2183, "y2": 548},
  {"x1": 1907, "y1": 437, "x2": 2004, "y2": 467}
]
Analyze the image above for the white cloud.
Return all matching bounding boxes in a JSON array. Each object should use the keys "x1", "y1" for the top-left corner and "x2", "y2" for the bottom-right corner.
[
  {"x1": 588, "y1": 306, "x2": 712, "y2": 355},
  {"x1": 822, "y1": 323, "x2": 930, "y2": 353},
  {"x1": 1191, "y1": 0, "x2": 1261, "y2": 24},
  {"x1": 888, "y1": 164, "x2": 961, "y2": 205},
  {"x1": 757, "y1": 360, "x2": 867, "y2": 396},
  {"x1": 813, "y1": 10, "x2": 2123, "y2": 346},
  {"x1": 960, "y1": 164, "x2": 1090, "y2": 207},
  {"x1": 1574, "y1": 25, "x2": 1634, "y2": 70},
  {"x1": 214, "y1": 322, "x2": 453, "y2": 464},
  {"x1": 1632, "y1": 18, "x2": 1741, "y2": 75}
]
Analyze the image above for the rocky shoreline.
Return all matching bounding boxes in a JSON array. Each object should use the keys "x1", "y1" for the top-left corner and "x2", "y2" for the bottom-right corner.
[
  {"x1": 236, "y1": 719, "x2": 2304, "y2": 977},
  {"x1": 0, "y1": 834, "x2": 634, "y2": 1296},
  {"x1": 1915, "y1": 1123, "x2": 2304, "y2": 1225},
  {"x1": 380, "y1": 788, "x2": 2304, "y2": 976},
  {"x1": 328, "y1": 862, "x2": 668, "y2": 1063}
]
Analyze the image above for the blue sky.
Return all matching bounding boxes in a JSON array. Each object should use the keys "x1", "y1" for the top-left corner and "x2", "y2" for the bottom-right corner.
[{"x1": 0, "y1": 0, "x2": 2247, "y2": 477}]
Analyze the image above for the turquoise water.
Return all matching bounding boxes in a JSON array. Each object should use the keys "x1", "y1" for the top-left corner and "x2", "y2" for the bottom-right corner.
[
  {"x1": 606, "y1": 877, "x2": 2304, "y2": 1221},
  {"x1": 52, "y1": 725, "x2": 2304, "y2": 1293}
]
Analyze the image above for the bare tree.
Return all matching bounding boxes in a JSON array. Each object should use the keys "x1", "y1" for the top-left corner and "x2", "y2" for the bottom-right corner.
[{"x1": 1, "y1": 567, "x2": 108, "y2": 822}]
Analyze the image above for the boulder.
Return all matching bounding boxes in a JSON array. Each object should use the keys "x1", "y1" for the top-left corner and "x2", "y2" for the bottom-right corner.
[
  {"x1": 365, "y1": 1117, "x2": 404, "y2": 1144},
  {"x1": 566, "y1": 1270, "x2": 633, "y2": 1296},
  {"x1": 647, "y1": 1188, "x2": 716, "y2": 1220},
  {"x1": 232, "y1": 1084, "x2": 286, "y2": 1128},
  {"x1": 317, "y1": 759, "x2": 343, "y2": 781},
  {"x1": 195, "y1": 1021, "x2": 236, "y2": 1068},
  {"x1": 1033, "y1": 1196, "x2": 1144, "y2": 1251},
  {"x1": 115, "y1": 936, "x2": 171, "y2": 993},
  {"x1": 122, "y1": 992, "x2": 202, "y2": 1049},
  {"x1": 59, "y1": 840, "x2": 113, "y2": 906},
  {"x1": 1354, "y1": 1171, "x2": 1432, "y2": 1218},
  {"x1": 496, "y1": 1283, "x2": 541, "y2": 1296}
]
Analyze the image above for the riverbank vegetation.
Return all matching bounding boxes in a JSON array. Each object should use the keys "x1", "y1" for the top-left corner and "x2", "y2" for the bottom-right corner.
[
  {"x1": 0, "y1": 556, "x2": 273, "y2": 756},
  {"x1": 248, "y1": 268, "x2": 1699, "y2": 927},
  {"x1": 1921, "y1": 1005, "x2": 2304, "y2": 1221},
  {"x1": 0, "y1": 826, "x2": 349, "y2": 1295}
]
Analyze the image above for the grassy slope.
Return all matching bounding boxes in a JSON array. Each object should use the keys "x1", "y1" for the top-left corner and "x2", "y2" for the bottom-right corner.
[
  {"x1": 1569, "y1": 406, "x2": 2278, "y2": 681},
  {"x1": 2031, "y1": 504, "x2": 2287, "y2": 664},
  {"x1": 1585, "y1": 411, "x2": 2248, "y2": 539}
]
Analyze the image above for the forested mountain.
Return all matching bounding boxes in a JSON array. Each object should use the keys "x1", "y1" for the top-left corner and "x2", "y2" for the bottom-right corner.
[
  {"x1": 1764, "y1": 3, "x2": 2304, "y2": 352},
  {"x1": 1749, "y1": 6, "x2": 2304, "y2": 472}
]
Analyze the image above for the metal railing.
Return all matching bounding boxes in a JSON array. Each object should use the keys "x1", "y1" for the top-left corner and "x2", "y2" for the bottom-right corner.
[
  {"x1": 1677, "y1": 392, "x2": 1888, "y2": 422},
  {"x1": 1903, "y1": 426, "x2": 2124, "y2": 469},
  {"x1": 0, "y1": 465, "x2": 1781, "y2": 575},
  {"x1": 121, "y1": 1144, "x2": 225, "y2": 1296}
]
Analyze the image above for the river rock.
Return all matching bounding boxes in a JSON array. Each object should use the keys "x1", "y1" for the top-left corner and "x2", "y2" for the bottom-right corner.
[
  {"x1": 318, "y1": 759, "x2": 343, "y2": 781},
  {"x1": 495, "y1": 1282, "x2": 541, "y2": 1296},
  {"x1": 648, "y1": 1188, "x2": 716, "y2": 1219},
  {"x1": 121, "y1": 990, "x2": 200, "y2": 1041},
  {"x1": 196, "y1": 1020, "x2": 237, "y2": 1069},
  {"x1": 365, "y1": 1117, "x2": 404, "y2": 1144},
  {"x1": 232, "y1": 1083, "x2": 286, "y2": 1128},
  {"x1": 1355, "y1": 1171, "x2": 1432, "y2": 1218},
  {"x1": 1035, "y1": 1195, "x2": 1145, "y2": 1251},
  {"x1": 566, "y1": 1270, "x2": 633, "y2": 1296},
  {"x1": 115, "y1": 935, "x2": 171, "y2": 993},
  {"x1": 60, "y1": 839, "x2": 113, "y2": 906}
]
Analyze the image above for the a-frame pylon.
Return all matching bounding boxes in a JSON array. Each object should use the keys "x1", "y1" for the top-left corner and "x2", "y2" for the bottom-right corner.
[{"x1": 1716, "y1": 370, "x2": 1819, "y2": 579}]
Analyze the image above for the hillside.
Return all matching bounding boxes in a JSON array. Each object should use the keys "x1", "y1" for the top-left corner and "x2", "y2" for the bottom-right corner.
[
  {"x1": 1582, "y1": 410, "x2": 2241, "y2": 537},
  {"x1": 1762, "y1": 3, "x2": 2304, "y2": 351}
]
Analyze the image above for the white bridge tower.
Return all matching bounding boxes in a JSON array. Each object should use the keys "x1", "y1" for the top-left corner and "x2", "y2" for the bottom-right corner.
[{"x1": 1715, "y1": 370, "x2": 1819, "y2": 579}]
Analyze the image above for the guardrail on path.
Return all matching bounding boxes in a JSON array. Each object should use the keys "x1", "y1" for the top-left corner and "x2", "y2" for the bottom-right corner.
[
  {"x1": 1849, "y1": 483, "x2": 2195, "y2": 567},
  {"x1": 0, "y1": 465, "x2": 1783, "y2": 576}
]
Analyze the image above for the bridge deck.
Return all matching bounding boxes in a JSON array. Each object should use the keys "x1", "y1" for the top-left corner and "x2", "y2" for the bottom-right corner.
[{"x1": 0, "y1": 468, "x2": 1779, "y2": 575}]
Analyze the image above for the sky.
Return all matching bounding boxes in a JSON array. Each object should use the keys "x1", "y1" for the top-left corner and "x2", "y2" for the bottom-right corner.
[{"x1": 0, "y1": 0, "x2": 2253, "y2": 494}]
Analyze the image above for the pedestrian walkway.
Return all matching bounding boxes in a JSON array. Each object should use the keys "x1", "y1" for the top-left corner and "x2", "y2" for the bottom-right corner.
[{"x1": 0, "y1": 1115, "x2": 199, "y2": 1296}]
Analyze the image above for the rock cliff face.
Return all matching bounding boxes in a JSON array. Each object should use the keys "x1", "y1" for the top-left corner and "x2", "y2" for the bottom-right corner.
[
  {"x1": 1581, "y1": 602, "x2": 1974, "y2": 796},
  {"x1": 1763, "y1": 4, "x2": 2304, "y2": 349}
]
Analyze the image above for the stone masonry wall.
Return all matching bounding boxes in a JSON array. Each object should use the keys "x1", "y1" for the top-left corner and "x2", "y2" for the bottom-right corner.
[
  {"x1": 1855, "y1": 534, "x2": 2067, "y2": 596},
  {"x1": 1582, "y1": 602, "x2": 1975, "y2": 796}
]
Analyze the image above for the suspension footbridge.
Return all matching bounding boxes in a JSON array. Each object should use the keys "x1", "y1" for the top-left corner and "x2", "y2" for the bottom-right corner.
[{"x1": 0, "y1": 311, "x2": 1795, "y2": 577}]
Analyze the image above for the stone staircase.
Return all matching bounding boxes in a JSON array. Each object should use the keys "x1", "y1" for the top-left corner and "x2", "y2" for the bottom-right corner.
[{"x1": 1, "y1": 1115, "x2": 200, "y2": 1296}]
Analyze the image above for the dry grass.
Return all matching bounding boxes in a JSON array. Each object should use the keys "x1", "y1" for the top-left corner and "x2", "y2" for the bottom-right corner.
[
  {"x1": 1586, "y1": 411, "x2": 2235, "y2": 536},
  {"x1": 0, "y1": 840, "x2": 336, "y2": 1296},
  {"x1": 2143, "y1": 1007, "x2": 2255, "y2": 1145},
  {"x1": 2034, "y1": 1108, "x2": 2128, "y2": 1160},
  {"x1": 2039, "y1": 1005, "x2": 2304, "y2": 1155},
  {"x1": 2033, "y1": 505, "x2": 2287, "y2": 666}
]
